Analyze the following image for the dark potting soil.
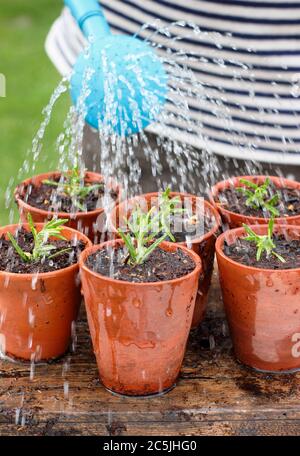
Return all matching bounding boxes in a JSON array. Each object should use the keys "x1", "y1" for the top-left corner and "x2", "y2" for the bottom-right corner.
[
  {"x1": 123, "y1": 213, "x2": 215, "y2": 244},
  {"x1": 86, "y1": 246, "x2": 196, "y2": 282},
  {"x1": 168, "y1": 213, "x2": 215, "y2": 243},
  {"x1": 19, "y1": 176, "x2": 118, "y2": 213},
  {"x1": 0, "y1": 228, "x2": 85, "y2": 274},
  {"x1": 224, "y1": 235, "x2": 300, "y2": 270},
  {"x1": 217, "y1": 185, "x2": 300, "y2": 218}
]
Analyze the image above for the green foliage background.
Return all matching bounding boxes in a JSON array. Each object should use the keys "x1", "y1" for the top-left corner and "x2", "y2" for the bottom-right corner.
[{"x1": 0, "y1": 0, "x2": 70, "y2": 224}]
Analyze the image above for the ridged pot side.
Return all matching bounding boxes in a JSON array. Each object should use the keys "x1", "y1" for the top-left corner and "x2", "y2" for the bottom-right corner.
[
  {"x1": 216, "y1": 224, "x2": 300, "y2": 372},
  {"x1": 15, "y1": 171, "x2": 121, "y2": 242},
  {"x1": 108, "y1": 192, "x2": 220, "y2": 328},
  {"x1": 80, "y1": 239, "x2": 201, "y2": 396},
  {"x1": 210, "y1": 175, "x2": 300, "y2": 228},
  {"x1": 0, "y1": 224, "x2": 91, "y2": 361}
]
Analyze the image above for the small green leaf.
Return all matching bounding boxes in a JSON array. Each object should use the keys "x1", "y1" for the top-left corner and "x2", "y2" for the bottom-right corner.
[
  {"x1": 27, "y1": 213, "x2": 37, "y2": 242},
  {"x1": 243, "y1": 224, "x2": 257, "y2": 239},
  {"x1": 238, "y1": 178, "x2": 279, "y2": 216},
  {"x1": 118, "y1": 229, "x2": 137, "y2": 263},
  {"x1": 268, "y1": 218, "x2": 274, "y2": 239},
  {"x1": 239, "y1": 178, "x2": 258, "y2": 190},
  {"x1": 42, "y1": 179, "x2": 60, "y2": 187},
  {"x1": 118, "y1": 187, "x2": 189, "y2": 266},
  {"x1": 243, "y1": 218, "x2": 285, "y2": 264},
  {"x1": 137, "y1": 233, "x2": 168, "y2": 264},
  {"x1": 48, "y1": 248, "x2": 72, "y2": 260},
  {"x1": 256, "y1": 244, "x2": 263, "y2": 261},
  {"x1": 7, "y1": 232, "x2": 31, "y2": 262},
  {"x1": 272, "y1": 251, "x2": 286, "y2": 263}
]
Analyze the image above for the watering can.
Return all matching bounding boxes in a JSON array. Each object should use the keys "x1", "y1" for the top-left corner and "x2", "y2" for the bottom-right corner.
[{"x1": 64, "y1": 0, "x2": 167, "y2": 135}]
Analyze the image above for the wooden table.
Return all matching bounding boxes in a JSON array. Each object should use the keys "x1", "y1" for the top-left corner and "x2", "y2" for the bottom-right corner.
[{"x1": 1, "y1": 269, "x2": 300, "y2": 436}]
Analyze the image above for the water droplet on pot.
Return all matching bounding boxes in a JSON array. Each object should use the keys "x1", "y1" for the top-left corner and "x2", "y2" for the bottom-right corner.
[
  {"x1": 133, "y1": 298, "x2": 141, "y2": 308},
  {"x1": 31, "y1": 274, "x2": 38, "y2": 290},
  {"x1": 166, "y1": 308, "x2": 173, "y2": 317}
]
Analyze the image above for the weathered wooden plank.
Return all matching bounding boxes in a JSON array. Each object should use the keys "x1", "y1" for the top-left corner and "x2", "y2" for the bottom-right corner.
[
  {"x1": 2, "y1": 406, "x2": 300, "y2": 428},
  {"x1": 1, "y1": 419, "x2": 300, "y2": 436},
  {"x1": 1, "y1": 373, "x2": 300, "y2": 414}
]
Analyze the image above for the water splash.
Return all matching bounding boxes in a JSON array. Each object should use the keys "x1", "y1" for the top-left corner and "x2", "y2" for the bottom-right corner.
[{"x1": 10, "y1": 19, "x2": 294, "y2": 231}]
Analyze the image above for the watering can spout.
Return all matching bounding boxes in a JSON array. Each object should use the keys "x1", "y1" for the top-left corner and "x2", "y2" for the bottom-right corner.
[
  {"x1": 64, "y1": 0, "x2": 110, "y2": 40},
  {"x1": 64, "y1": 0, "x2": 167, "y2": 136}
]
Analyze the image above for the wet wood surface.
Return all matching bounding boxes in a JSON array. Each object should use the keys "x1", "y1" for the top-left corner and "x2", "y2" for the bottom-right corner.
[{"x1": 1, "y1": 269, "x2": 300, "y2": 436}]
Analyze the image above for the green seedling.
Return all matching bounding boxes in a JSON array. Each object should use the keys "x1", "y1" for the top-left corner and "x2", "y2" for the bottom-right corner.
[
  {"x1": 242, "y1": 218, "x2": 286, "y2": 263},
  {"x1": 117, "y1": 187, "x2": 186, "y2": 265},
  {"x1": 7, "y1": 213, "x2": 71, "y2": 262},
  {"x1": 157, "y1": 187, "x2": 186, "y2": 241},
  {"x1": 43, "y1": 165, "x2": 103, "y2": 211},
  {"x1": 118, "y1": 205, "x2": 168, "y2": 266},
  {"x1": 237, "y1": 178, "x2": 280, "y2": 217}
]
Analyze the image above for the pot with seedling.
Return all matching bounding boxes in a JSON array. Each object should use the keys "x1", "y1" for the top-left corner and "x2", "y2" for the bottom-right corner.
[
  {"x1": 80, "y1": 201, "x2": 201, "y2": 396},
  {"x1": 210, "y1": 175, "x2": 300, "y2": 228},
  {"x1": 0, "y1": 214, "x2": 91, "y2": 361},
  {"x1": 109, "y1": 188, "x2": 220, "y2": 328},
  {"x1": 216, "y1": 217, "x2": 300, "y2": 372},
  {"x1": 15, "y1": 163, "x2": 120, "y2": 242}
]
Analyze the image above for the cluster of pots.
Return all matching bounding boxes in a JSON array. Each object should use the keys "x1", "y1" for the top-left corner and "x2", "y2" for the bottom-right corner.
[{"x1": 0, "y1": 172, "x2": 299, "y2": 397}]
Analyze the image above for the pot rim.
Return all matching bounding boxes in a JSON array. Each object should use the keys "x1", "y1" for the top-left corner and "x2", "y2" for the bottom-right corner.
[
  {"x1": 79, "y1": 238, "x2": 202, "y2": 286},
  {"x1": 215, "y1": 223, "x2": 300, "y2": 273},
  {"x1": 109, "y1": 191, "x2": 221, "y2": 244},
  {"x1": 0, "y1": 223, "x2": 92, "y2": 279},
  {"x1": 14, "y1": 170, "x2": 121, "y2": 219},
  {"x1": 209, "y1": 175, "x2": 300, "y2": 223}
]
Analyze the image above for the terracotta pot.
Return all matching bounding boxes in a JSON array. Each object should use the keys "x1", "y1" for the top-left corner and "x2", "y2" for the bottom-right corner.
[
  {"x1": 15, "y1": 171, "x2": 121, "y2": 242},
  {"x1": 0, "y1": 224, "x2": 91, "y2": 361},
  {"x1": 216, "y1": 224, "x2": 300, "y2": 372},
  {"x1": 108, "y1": 192, "x2": 221, "y2": 328},
  {"x1": 80, "y1": 239, "x2": 201, "y2": 396},
  {"x1": 210, "y1": 175, "x2": 300, "y2": 228}
]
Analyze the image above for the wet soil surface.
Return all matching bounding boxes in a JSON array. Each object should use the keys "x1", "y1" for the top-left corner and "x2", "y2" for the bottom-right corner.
[
  {"x1": 168, "y1": 213, "x2": 216, "y2": 242},
  {"x1": 224, "y1": 235, "x2": 300, "y2": 270},
  {"x1": 217, "y1": 185, "x2": 300, "y2": 218},
  {"x1": 86, "y1": 245, "x2": 196, "y2": 282},
  {"x1": 19, "y1": 176, "x2": 118, "y2": 213},
  {"x1": 0, "y1": 228, "x2": 85, "y2": 274},
  {"x1": 121, "y1": 213, "x2": 217, "y2": 244}
]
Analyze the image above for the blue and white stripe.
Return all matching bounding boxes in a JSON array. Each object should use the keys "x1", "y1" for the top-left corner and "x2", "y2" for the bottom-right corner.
[{"x1": 45, "y1": 0, "x2": 300, "y2": 164}]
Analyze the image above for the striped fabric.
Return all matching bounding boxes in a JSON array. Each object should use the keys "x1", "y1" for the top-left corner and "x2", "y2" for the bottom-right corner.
[{"x1": 45, "y1": 0, "x2": 300, "y2": 164}]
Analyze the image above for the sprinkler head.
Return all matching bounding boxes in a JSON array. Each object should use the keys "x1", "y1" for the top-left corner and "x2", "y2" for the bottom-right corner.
[{"x1": 70, "y1": 35, "x2": 167, "y2": 136}]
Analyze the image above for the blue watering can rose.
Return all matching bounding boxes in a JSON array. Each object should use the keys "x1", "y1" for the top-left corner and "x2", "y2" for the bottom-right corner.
[{"x1": 65, "y1": 0, "x2": 167, "y2": 136}]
